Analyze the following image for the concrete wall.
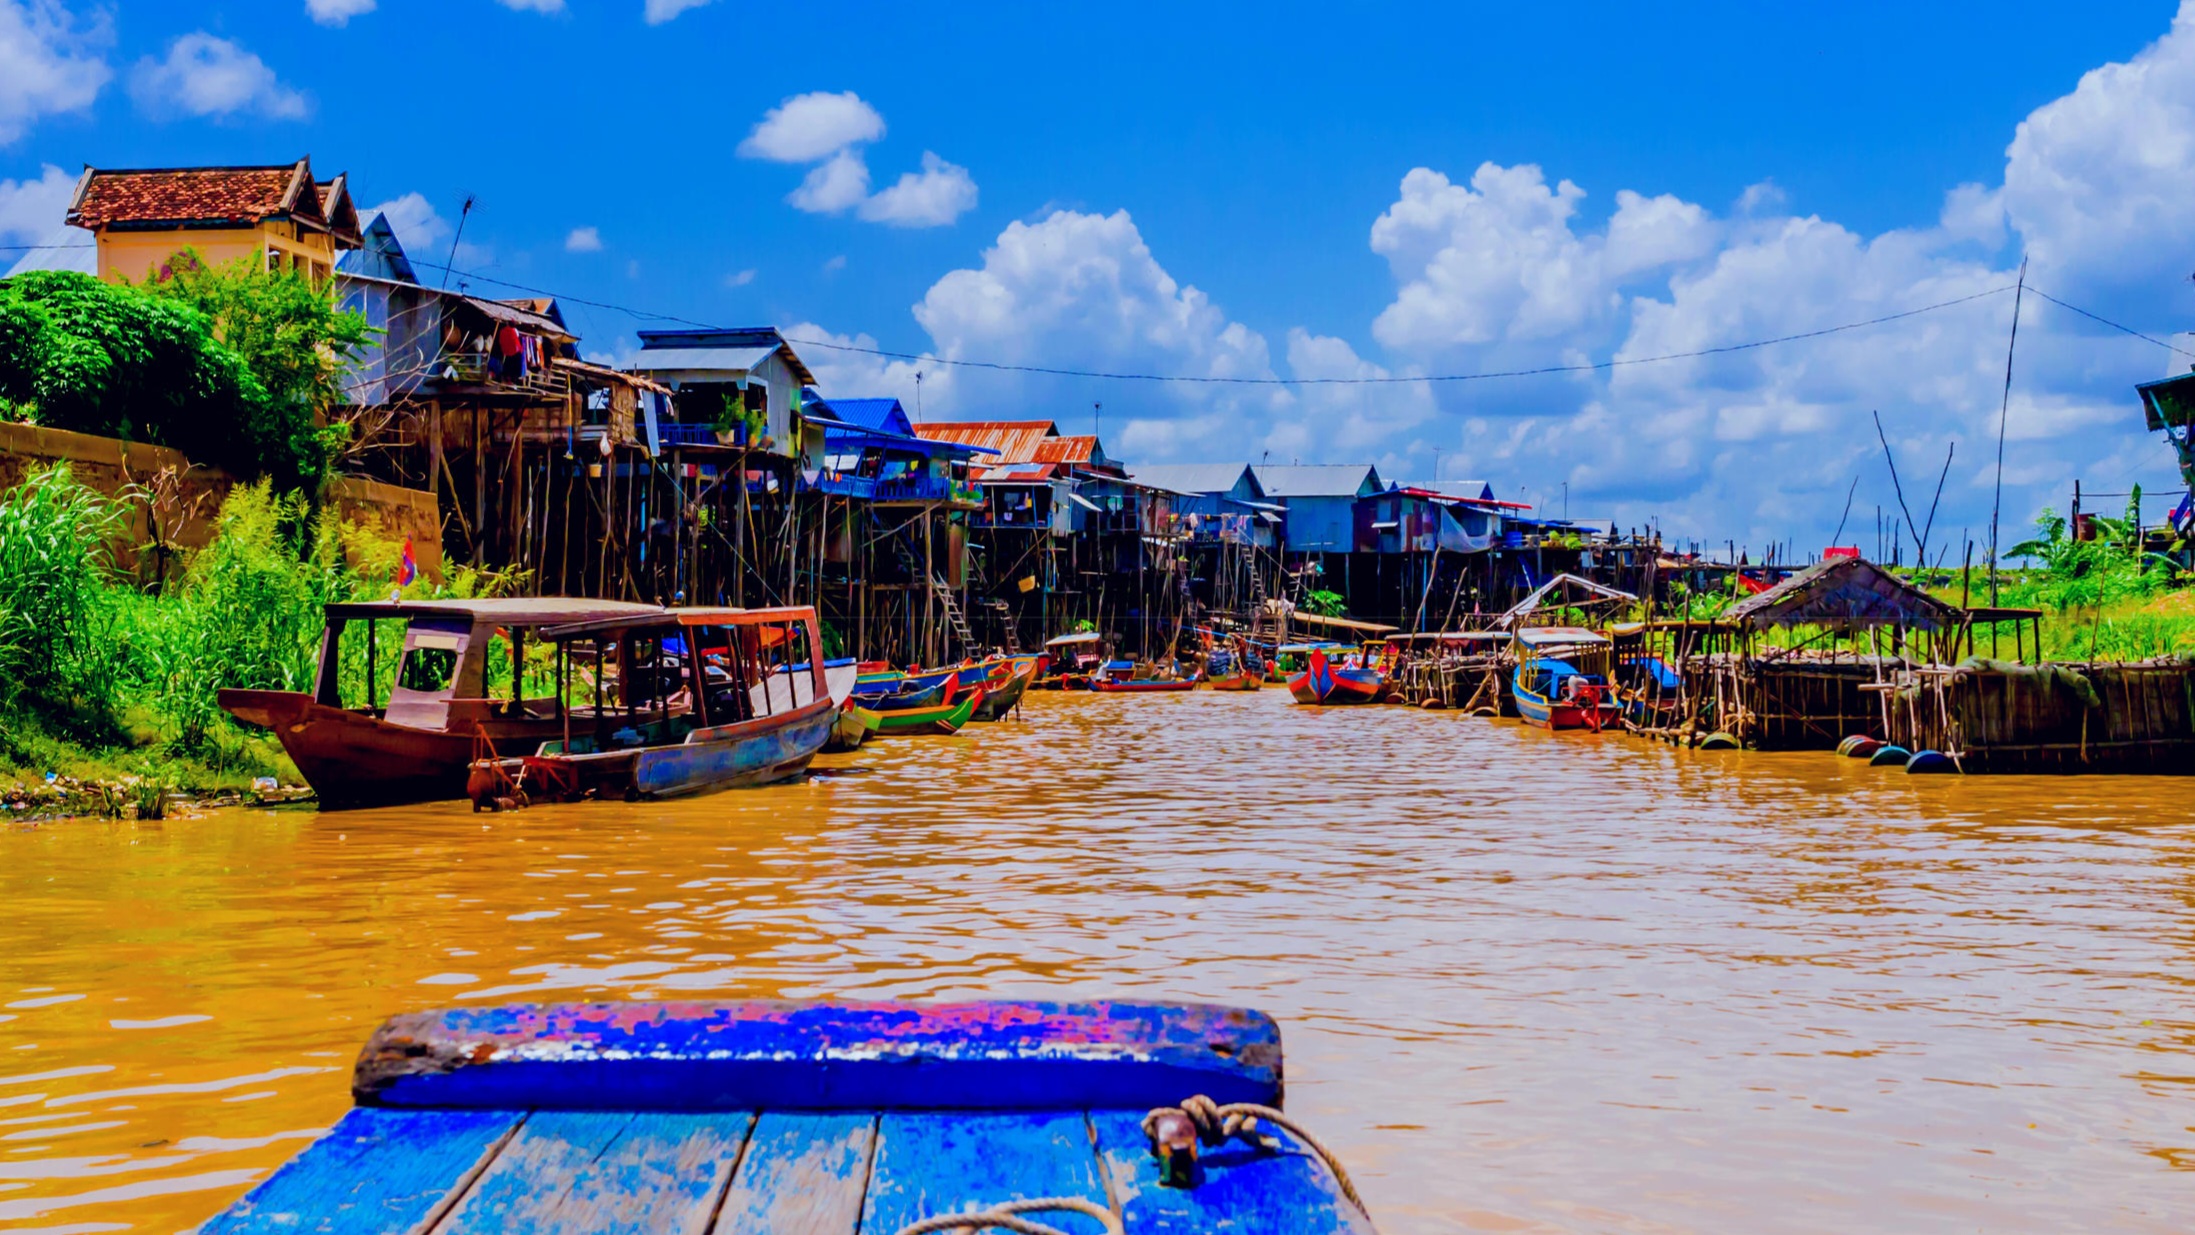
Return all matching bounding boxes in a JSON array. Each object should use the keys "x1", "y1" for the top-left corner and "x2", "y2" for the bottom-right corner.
[{"x1": 0, "y1": 421, "x2": 441, "y2": 580}]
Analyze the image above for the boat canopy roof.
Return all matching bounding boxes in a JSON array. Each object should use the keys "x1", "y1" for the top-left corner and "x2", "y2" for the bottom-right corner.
[
  {"x1": 1513, "y1": 625, "x2": 1610, "y2": 647},
  {"x1": 323, "y1": 598, "x2": 660, "y2": 625},
  {"x1": 1043, "y1": 631, "x2": 1105, "y2": 646},
  {"x1": 1276, "y1": 641, "x2": 1349, "y2": 653},
  {"x1": 540, "y1": 605, "x2": 820, "y2": 641}
]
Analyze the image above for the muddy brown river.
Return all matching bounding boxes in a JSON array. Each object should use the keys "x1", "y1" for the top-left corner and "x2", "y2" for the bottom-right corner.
[{"x1": 3, "y1": 690, "x2": 2192, "y2": 1231}]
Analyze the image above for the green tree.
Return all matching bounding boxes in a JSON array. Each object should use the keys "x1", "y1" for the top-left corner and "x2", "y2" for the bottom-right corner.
[
  {"x1": 138, "y1": 249, "x2": 372, "y2": 432},
  {"x1": 0, "y1": 257, "x2": 368, "y2": 493}
]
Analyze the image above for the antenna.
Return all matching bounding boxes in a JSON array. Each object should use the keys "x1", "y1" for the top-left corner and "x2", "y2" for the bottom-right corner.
[
  {"x1": 441, "y1": 193, "x2": 475, "y2": 291},
  {"x1": 914, "y1": 370, "x2": 924, "y2": 419},
  {"x1": 1093, "y1": 401, "x2": 1101, "y2": 440}
]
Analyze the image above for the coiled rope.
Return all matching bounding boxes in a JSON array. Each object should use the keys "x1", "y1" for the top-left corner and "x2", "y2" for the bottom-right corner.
[
  {"x1": 889, "y1": 1196, "x2": 1121, "y2": 1235},
  {"x1": 887, "y1": 1094, "x2": 1372, "y2": 1235},
  {"x1": 1142, "y1": 1094, "x2": 1370, "y2": 1214}
]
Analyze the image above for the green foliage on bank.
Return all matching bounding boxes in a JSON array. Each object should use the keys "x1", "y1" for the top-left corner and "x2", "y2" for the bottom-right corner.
[
  {"x1": 0, "y1": 252, "x2": 371, "y2": 493},
  {"x1": 0, "y1": 463, "x2": 513, "y2": 798}
]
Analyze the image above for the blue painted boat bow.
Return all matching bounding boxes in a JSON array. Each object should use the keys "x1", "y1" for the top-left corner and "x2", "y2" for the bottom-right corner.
[{"x1": 205, "y1": 999, "x2": 1373, "y2": 1235}]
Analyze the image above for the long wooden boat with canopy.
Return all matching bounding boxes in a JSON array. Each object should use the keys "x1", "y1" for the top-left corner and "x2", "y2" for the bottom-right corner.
[
  {"x1": 489, "y1": 606, "x2": 844, "y2": 803},
  {"x1": 217, "y1": 598, "x2": 662, "y2": 809}
]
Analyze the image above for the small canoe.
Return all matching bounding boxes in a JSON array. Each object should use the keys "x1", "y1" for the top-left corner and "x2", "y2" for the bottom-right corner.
[
  {"x1": 971, "y1": 662, "x2": 1035, "y2": 721},
  {"x1": 1868, "y1": 744, "x2": 1913, "y2": 767},
  {"x1": 1206, "y1": 672, "x2": 1262, "y2": 691},
  {"x1": 865, "y1": 677, "x2": 951, "y2": 712},
  {"x1": 873, "y1": 690, "x2": 979, "y2": 736},
  {"x1": 200, "y1": 999, "x2": 1374, "y2": 1235},
  {"x1": 825, "y1": 703, "x2": 881, "y2": 751},
  {"x1": 1092, "y1": 678, "x2": 1197, "y2": 693}
]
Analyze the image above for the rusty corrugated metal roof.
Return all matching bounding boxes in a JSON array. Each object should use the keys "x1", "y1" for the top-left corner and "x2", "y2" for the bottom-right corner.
[
  {"x1": 1033, "y1": 435, "x2": 1098, "y2": 464},
  {"x1": 910, "y1": 420, "x2": 1057, "y2": 463}
]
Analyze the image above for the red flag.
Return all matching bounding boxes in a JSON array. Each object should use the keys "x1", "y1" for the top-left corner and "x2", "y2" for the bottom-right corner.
[{"x1": 397, "y1": 538, "x2": 417, "y2": 587}]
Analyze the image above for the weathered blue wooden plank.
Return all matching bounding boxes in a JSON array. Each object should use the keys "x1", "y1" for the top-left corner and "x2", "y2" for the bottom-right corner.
[
  {"x1": 357, "y1": 1001, "x2": 1279, "y2": 1112},
  {"x1": 199, "y1": 1107, "x2": 520, "y2": 1235},
  {"x1": 861, "y1": 1112, "x2": 1111, "y2": 1235},
  {"x1": 1088, "y1": 1110, "x2": 1375, "y2": 1235},
  {"x1": 437, "y1": 1110, "x2": 753, "y2": 1235},
  {"x1": 711, "y1": 1112, "x2": 874, "y2": 1235}
]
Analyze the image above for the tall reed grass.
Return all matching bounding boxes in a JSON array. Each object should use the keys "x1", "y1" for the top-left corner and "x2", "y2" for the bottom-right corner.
[{"x1": 0, "y1": 464, "x2": 506, "y2": 785}]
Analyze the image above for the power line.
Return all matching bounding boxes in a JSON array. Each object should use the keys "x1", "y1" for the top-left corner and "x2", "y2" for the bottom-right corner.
[
  {"x1": 402, "y1": 254, "x2": 2020, "y2": 386},
  {"x1": 2024, "y1": 285, "x2": 2195, "y2": 361}
]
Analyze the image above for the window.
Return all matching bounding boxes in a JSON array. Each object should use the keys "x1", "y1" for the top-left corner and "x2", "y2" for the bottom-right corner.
[{"x1": 397, "y1": 646, "x2": 459, "y2": 693}]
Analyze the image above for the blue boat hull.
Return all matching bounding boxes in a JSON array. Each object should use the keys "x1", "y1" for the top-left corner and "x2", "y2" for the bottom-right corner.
[{"x1": 630, "y1": 700, "x2": 836, "y2": 797}]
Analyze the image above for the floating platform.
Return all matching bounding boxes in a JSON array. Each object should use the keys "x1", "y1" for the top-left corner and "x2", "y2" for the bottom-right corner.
[{"x1": 201, "y1": 999, "x2": 1374, "y2": 1235}]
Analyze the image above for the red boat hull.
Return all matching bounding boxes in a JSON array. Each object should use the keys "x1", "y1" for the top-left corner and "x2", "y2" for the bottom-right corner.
[{"x1": 219, "y1": 688, "x2": 563, "y2": 809}]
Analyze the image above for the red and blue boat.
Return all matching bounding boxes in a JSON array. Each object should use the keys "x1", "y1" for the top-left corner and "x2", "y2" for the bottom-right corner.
[
  {"x1": 199, "y1": 998, "x2": 1375, "y2": 1234},
  {"x1": 1287, "y1": 646, "x2": 1383, "y2": 705},
  {"x1": 1511, "y1": 626, "x2": 1623, "y2": 730}
]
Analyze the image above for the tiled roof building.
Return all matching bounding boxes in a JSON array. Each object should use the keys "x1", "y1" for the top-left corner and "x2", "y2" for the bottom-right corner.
[{"x1": 66, "y1": 157, "x2": 362, "y2": 284}]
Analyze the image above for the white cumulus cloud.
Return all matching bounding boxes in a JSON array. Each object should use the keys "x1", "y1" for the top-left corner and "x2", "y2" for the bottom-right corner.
[
  {"x1": 739, "y1": 91, "x2": 884, "y2": 163},
  {"x1": 0, "y1": 0, "x2": 110, "y2": 146},
  {"x1": 859, "y1": 152, "x2": 978, "y2": 227},
  {"x1": 643, "y1": 0, "x2": 711, "y2": 23},
  {"x1": 738, "y1": 91, "x2": 975, "y2": 228},
  {"x1": 495, "y1": 0, "x2": 564, "y2": 11},
  {"x1": 0, "y1": 162, "x2": 75, "y2": 242},
  {"x1": 788, "y1": 148, "x2": 871, "y2": 215},
  {"x1": 129, "y1": 33, "x2": 308, "y2": 121},
  {"x1": 305, "y1": 0, "x2": 375, "y2": 26},
  {"x1": 564, "y1": 225, "x2": 602, "y2": 252}
]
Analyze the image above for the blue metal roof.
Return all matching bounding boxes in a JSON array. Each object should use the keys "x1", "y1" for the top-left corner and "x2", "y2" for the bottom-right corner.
[{"x1": 827, "y1": 397, "x2": 913, "y2": 436}]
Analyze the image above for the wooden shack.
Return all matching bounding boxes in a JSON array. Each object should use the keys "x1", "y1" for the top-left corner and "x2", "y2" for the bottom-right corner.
[{"x1": 1701, "y1": 557, "x2": 1963, "y2": 750}]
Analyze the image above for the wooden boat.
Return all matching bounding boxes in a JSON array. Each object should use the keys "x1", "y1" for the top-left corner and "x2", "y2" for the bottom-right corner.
[
  {"x1": 217, "y1": 598, "x2": 662, "y2": 809},
  {"x1": 865, "y1": 675, "x2": 952, "y2": 711},
  {"x1": 873, "y1": 689, "x2": 980, "y2": 735},
  {"x1": 1092, "y1": 677, "x2": 1197, "y2": 693},
  {"x1": 1511, "y1": 626, "x2": 1623, "y2": 730},
  {"x1": 971, "y1": 656, "x2": 1037, "y2": 721},
  {"x1": 470, "y1": 606, "x2": 839, "y2": 804},
  {"x1": 1091, "y1": 658, "x2": 1195, "y2": 692},
  {"x1": 1286, "y1": 647, "x2": 1383, "y2": 705},
  {"x1": 825, "y1": 703, "x2": 881, "y2": 751},
  {"x1": 198, "y1": 998, "x2": 1375, "y2": 1235},
  {"x1": 1203, "y1": 638, "x2": 1266, "y2": 691},
  {"x1": 1035, "y1": 631, "x2": 1106, "y2": 689}
]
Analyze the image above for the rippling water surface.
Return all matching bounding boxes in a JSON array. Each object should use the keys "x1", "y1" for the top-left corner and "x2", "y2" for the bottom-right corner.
[{"x1": 4, "y1": 690, "x2": 2194, "y2": 1232}]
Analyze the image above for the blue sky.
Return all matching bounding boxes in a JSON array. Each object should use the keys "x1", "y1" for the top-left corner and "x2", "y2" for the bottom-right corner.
[{"x1": 4, "y1": 0, "x2": 2195, "y2": 553}]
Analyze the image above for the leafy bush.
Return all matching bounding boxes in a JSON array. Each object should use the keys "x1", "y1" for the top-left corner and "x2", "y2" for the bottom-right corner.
[
  {"x1": 0, "y1": 259, "x2": 367, "y2": 493},
  {"x1": 1303, "y1": 589, "x2": 1347, "y2": 616}
]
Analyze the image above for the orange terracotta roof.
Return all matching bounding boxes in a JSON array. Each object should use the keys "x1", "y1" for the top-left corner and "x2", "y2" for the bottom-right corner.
[
  {"x1": 69, "y1": 159, "x2": 331, "y2": 232},
  {"x1": 910, "y1": 420, "x2": 1058, "y2": 463}
]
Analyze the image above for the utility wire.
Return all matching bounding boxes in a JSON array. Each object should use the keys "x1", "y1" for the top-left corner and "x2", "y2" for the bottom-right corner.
[
  {"x1": 397, "y1": 254, "x2": 2020, "y2": 387},
  {"x1": 2023, "y1": 285, "x2": 2195, "y2": 361},
  {"x1": 12, "y1": 243, "x2": 2188, "y2": 386}
]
